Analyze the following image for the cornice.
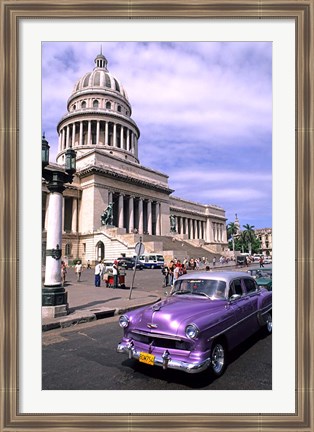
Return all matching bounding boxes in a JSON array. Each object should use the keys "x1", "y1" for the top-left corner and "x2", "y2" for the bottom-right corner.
[{"x1": 76, "y1": 165, "x2": 174, "y2": 195}]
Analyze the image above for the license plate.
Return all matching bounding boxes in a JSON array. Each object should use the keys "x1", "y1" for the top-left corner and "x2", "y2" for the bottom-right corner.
[{"x1": 139, "y1": 352, "x2": 155, "y2": 366}]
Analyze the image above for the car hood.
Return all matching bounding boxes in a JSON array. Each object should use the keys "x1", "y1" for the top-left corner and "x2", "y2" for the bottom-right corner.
[{"x1": 130, "y1": 295, "x2": 223, "y2": 336}]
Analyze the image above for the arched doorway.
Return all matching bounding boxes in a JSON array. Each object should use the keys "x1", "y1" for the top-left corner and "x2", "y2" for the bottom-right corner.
[{"x1": 96, "y1": 241, "x2": 105, "y2": 261}]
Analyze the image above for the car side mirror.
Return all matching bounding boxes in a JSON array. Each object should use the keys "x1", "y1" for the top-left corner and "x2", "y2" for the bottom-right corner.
[{"x1": 229, "y1": 294, "x2": 241, "y2": 302}]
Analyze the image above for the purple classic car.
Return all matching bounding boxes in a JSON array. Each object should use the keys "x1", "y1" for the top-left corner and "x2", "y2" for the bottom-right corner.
[{"x1": 117, "y1": 271, "x2": 272, "y2": 376}]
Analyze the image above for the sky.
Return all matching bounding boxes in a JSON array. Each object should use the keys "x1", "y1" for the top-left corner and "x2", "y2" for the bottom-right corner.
[{"x1": 42, "y1": 41, "x2": 272, "y2": 230}]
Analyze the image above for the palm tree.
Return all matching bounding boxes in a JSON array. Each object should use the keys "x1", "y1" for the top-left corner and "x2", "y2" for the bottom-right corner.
[
  {"x1": 227, "y1": 222, "x2": 238, "y2": 255},
  {"x1": 242, "y1": 224, "x2": 255, "y2": 255}
]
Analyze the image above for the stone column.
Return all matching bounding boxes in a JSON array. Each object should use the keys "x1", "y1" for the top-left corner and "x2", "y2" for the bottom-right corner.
[
  {"x1": 87, "y1": 121, "x2": 91, "y2": 145},
  {"x1": 113, "y1": 123, "x2": 117, "y2": 147},
  {"x1": 58, "y1": 132, "x2": 62, "y2": 153},
  {"x1": 96, "y1": 120, "x2": 100, "y2": 144},
  {"x1": 79, "y1": 122, "x2": 83, "y2": 146},
  {"x1": 44, "y1": 193, "x2": 50, "y2": 230},
  {"x1": 105, "y1": 121, "x2": 109, "y2": 145},
  {"x1": 72, "y1": 198, "x2": 78, "y2": 233},
  {"x1": 62, "y1": 129, "x2": 65, "y2": 150},
  {"x1": 72, "y1": 123, "x2": 76, "y2": 147},
  {"x1": 206, "y1": 218, "x2": 211, "y2": 242},
  {"x1": 147, "y1": 200, "x2": 152, "y2": 235},
  {"x1": 118, "y1": 194, "x2": 124, "y2": 228},
  {"x1": 127, "y1": 129, "x2": 130, "y2": 151},
  {"x1": 156, "y1": 202, "x2": 161, "y2": 235},
  {"x1": 44, "y1": 193, "x2": 63, "y2": 287},
  {"x1": 120, "y1": 126, "x2": 124, "y2": 149},
  {"x1": 138, "y1": 199, "x2": 143, "y2": 234},
  {"x1": 66, "y1": 125, "x2": 70, "y2": 149},
  {"x1": 128, "y1": 196, "x2": 134, "y2": 232},
  {"x1": 108, "y1": 191, "x2": 113, "y2": 204}
]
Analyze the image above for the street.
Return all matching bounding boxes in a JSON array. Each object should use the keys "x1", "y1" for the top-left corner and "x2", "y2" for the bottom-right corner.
[
  {"x1": 42, "y1": 264, "x2": 272, "y2": 390},
  {"x1": 42, "y1": 317, "x2": 272, "y2": 391}
]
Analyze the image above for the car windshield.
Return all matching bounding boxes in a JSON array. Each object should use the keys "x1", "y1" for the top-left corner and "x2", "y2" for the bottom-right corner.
[{"x1": 172, "y1": 279, "x2": 227, "y2": 300}]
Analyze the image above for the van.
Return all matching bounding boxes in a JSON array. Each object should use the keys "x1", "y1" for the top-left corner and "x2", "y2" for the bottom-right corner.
[{"x1": 138, "y1": 254, "x2": 165, "y2": 269}]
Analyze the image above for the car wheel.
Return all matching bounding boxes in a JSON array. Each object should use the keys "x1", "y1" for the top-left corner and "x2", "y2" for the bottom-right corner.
[
  {"x1": 151, "y1": 265, "x2": 155, "y2": 269},
  {"x1": 210, "y1": 341, "x2": 226, "y2": 377},
  {"x1": 264, "y1": 312, "x2": 272, "y2": 334}
]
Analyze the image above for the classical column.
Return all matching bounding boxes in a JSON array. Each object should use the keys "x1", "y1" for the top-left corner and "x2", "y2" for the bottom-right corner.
[
  {"x1": 138, "y1": 199, "x2": 143, "y2": 234},
  {"x1": 108, "y1": 191, "x2": 113, "y2": 204},
  {"x1": 62, "y1": 129, "x2": 65, "y2": 150},
  {"x1": 120, "y1": 126, "x2": 124, "y2": 149},
  {"x1": 96, "y1": 120, "x2": 100, "y2": 144},
  {"x1": 66, "y1": 125, "x2": 70, "y2": 149},
  {"x1": 127, "y1": 129, "x2": 130, "y2": 151},
  {"x1": 118, "y1": 194, "x2": 124, "y2": 228},
  {"x1": 72, "y1": 123, "x2": 76, "y2": 147},
  {"x1": 156, "y1": 202, "x2": 161, "y2": 235},
  {"x1": 113, "y1": 123, "x2": 117, "y2": 147},
  {"x1": 147, "y1": 200, "x2": 152, "y2": 235},
  {"x1": 58, "y1": 132, "x2": 62, "y2": 153},
  {"x1": 72, "y1": 198, "x2": 78, "y2": 233},
  {"x1": 44, "y1": 193, "x2": 50, "y2": 230},
  {"x1": 87, "y1": 121, "x2": 91, "y2": 145},
  {"x1": 128, "y1": 196, "x2": 134, "y2": 233},
  {"x1": 79, "y1": 122, "x2": 83, "y2": 146},
  {"x1": 105, "y1": 121, "x2": 109, "y2": 145},
  {"x1": 206, "y1": 218, "x2": 211, "y2": 242}
]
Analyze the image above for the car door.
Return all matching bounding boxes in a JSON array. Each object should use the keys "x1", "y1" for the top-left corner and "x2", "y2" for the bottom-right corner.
[{"x1": 228, "y1": 278, "x2": 256, "y2": 343}]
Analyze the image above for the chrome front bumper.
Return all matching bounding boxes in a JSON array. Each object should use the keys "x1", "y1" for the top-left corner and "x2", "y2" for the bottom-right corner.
[{"x1": 117, "y1": 342, "x2": 211, "y2": 374}]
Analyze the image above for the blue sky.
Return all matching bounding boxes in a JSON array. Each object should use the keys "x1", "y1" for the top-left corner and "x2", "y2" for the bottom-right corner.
[{"x1": 42, "y1": 41, "x2": 272, "y2": 229}]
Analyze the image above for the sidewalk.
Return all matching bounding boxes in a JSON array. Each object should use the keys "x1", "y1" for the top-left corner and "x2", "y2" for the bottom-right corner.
[
  {"x1": 42, "y1": 269, "x2": 161, "y2": 332},
  {"x1": 42, "y1": 261, "x2": 241, "y2": 332}
]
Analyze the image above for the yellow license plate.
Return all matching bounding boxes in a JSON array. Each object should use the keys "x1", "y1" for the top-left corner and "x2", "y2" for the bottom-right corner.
[{"x1": 139, "y1": 352, "x2": 155, "y2": 366}]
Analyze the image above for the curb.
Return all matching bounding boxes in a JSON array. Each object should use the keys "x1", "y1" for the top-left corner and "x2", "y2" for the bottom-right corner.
[{"x1": 42, "y1": 297, "x2": 160, "y2": 332}]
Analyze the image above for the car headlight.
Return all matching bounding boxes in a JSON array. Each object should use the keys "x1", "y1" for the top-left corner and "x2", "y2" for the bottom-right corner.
[
  {"x1": 119, "y1": 315, "x2": 130, "y2": 328},
  {"x1": 185, "y1": 324, "x2": 199, "y2": 339}
]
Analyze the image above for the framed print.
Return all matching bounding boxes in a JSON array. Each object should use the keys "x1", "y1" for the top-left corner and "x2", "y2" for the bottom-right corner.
[{"x1": 0, "y1": 0, "x2": 313, "y2": 431}]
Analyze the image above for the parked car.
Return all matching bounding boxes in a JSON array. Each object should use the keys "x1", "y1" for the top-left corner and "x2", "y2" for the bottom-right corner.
[
  {"x1": 116, "y1": 257, "x2": 144, "y2": 270},
  {"x1": 138, "y1": 254, "x2": 165, "y2": 269},
  {"x1": 264, "y1": 257, "x2": 272, "y2": 264},
  {"x1": 256, "y1": 276, "x2": 272, "y2": 291},
  {"x1": 117, "y1": 271, "x2": 272, "y2": 377}
]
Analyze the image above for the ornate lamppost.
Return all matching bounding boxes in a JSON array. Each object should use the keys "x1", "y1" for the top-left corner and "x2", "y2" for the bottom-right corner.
[{"x1": 42, "y1": 135, "x2": 76, "y2": 318}]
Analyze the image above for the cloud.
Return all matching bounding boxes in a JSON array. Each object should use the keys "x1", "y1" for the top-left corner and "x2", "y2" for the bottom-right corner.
[{"x1": 42, "y1": 41, "x2": 272, "y2": 228}]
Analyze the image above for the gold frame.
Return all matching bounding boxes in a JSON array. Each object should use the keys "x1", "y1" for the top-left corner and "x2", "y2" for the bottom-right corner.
[{"x1": 0, "y1": 1, "x2": 313, "y2": 431}]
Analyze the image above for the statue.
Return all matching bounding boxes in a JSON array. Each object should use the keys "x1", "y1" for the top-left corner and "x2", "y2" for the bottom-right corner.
[
  {"x1": 169, "y1": 214, "x2": 176, "y2": 232},
  {"x1": 101, "y1": 202, "x2": 113, "y2": 226}
]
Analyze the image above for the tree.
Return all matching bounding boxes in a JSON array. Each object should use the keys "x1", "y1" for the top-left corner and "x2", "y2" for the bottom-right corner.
[
  {"x1": 227, "y1": 222, "x2": 238, "y2": 255},
  {"x1": 241, "y1": 224, "x2": 256, "y2": 255}
]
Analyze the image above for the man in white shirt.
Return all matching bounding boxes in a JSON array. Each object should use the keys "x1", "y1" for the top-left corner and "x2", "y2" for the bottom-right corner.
[{"x1": 94, "y1": 260, "x2": 103, "y2": 287}]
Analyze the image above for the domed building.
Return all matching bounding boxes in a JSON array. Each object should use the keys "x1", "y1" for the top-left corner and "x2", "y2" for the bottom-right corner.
[{"x1": 42, "y1": 52, "x2": 228, "y2": 264}]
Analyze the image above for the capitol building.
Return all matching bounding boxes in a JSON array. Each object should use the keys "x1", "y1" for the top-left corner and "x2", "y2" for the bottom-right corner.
[{"x1": 42, "y1": 52, "x2": 228, "y2": 264}]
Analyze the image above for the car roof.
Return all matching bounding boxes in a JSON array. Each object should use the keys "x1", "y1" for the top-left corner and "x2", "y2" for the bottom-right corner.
[{"x1": 178, "y1": 271, "x2": 254, "y2": 283}]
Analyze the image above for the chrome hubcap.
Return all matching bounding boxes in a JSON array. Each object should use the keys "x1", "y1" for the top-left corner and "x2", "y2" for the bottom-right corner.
[
  {"x1": 212, "y1": 344, "x2": 224, "y2": 374},
  {"x1": 266, "y1": 314, "x2": 272, "y2": 333}
]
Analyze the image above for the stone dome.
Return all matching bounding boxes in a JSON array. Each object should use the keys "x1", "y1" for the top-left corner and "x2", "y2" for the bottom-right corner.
[{"x1": 67, "y1": 52, "x2": 129, "y2": 107}]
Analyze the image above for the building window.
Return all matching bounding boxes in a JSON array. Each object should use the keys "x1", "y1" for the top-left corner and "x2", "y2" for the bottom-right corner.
[
  {"x1": 83, "y1": 243, "x2": 86, "y2": 254},
  {"x1": 64, "y1": 198, "x2": 73, "y2": 232},
  {"x1": 117, "y1": 105, "x2": 122, "y2": 112},
  {"x1": 93, "y1": 100, "x2": 99, "y2": 109},
  {"x1": 65, "y1": 243, "x2": 71, "y2": 256},
  {"x1": 81, "y1": 101, "x2": 86, "y2": 109},
  {"x1": 73, "y1": 104, "x2": 76, "y2": 111},
  {"x1": 106, "y1": 101, "x2": 111, "y2": 109}
]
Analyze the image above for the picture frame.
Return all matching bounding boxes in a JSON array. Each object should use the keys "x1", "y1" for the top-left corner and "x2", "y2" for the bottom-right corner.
[{"x1": 0, "y1": 0, "x2": 313, "y2": 431}]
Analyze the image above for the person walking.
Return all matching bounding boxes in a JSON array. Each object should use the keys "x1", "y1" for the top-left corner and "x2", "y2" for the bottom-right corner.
[
  {"x1": 61, "y1": 261, "x2": 67, "y2": 286},
  {"x1": 94, "y1": 260, "x2": 103, "y2": 287},
  {"x1": 161, "y1": 264, "x2": 169, "y2": 287},
  {"x1": 75, "y1": 260, "x2": 82, "y2": 282},
  {"x1": 259, "y1": 256, "x2": 265, "y2": 268},
  {"x1": 112, "y1": 260, "x2": 119, "y2": 289}
]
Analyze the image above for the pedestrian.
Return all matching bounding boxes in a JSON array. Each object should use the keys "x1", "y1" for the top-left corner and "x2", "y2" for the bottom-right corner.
[
  {"x1": 245, "y1": 255, "x2": 250, "y2": 267},
  {"x1": 94, "y1": 260, "x2": 103, "y2": 287},
  {"x1": 168, "y1": 260, "x2": 176, "y2": 286},
  {"x1": 173, "y1": 260, "x2": 182, "y2": 285},
  {"x1": 61, "y1": 261, "x2": 67, "y2": 286},
  {"x1": 112, "y1": 260, "x2": 119, "y2": 288},
  {"x1": 75, "y1": 260, "x2": 82, "y2": 282},
  {"x1": 213, "y1": 257, "x2": 216, "y2": 267},
  {"x1": 259, "y1": 256, "x2": 264, "y2": 268},
  {"x1": 87, "y1": 260, "x2": 91, "y2": 269},
  {"x1": 161, "y1": 264, "x2": 169, "y2": 287}
]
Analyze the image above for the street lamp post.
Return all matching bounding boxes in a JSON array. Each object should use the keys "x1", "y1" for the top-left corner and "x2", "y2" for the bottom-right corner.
[{"x1": 42, "y1": 135, "x2": 76, "y2": 318}]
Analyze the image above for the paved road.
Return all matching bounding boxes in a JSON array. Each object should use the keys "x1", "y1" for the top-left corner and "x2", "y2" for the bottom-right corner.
[{"x1": 42, "y1": 316, "x2": 272, "y2": 391}]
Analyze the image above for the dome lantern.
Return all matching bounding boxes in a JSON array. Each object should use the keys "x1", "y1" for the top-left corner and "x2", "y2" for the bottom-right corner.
[{"x1": 94, "y1": 47, "x2": 108, "y2": 71}]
